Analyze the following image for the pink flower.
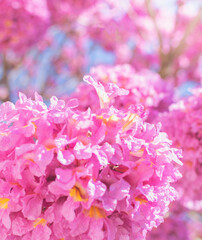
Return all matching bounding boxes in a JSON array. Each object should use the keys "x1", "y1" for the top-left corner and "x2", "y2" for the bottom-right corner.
[
  {"x1": 47, "y1": 0, "x2": 95, "y2": 28},
  {"x1": 0, "y1": 0, "x2": 50, "y2": 54},
  {"x1": 0, "y1": 76, "x2": 182, "y2": 239},
  {"x1": 147, "y1": 202, "x2": 202, "y2": 240},
  {"x1": 71, "y1": 65, "x2": 172, "y2": 121},
  {"x1": 157, "y1": 87, "x2": 202, "y2": 211}
]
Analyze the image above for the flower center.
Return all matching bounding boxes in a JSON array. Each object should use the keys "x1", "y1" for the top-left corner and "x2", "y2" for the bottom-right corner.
[
  {"x1": 69, "y1": 183, "x2": 88, "y2": 202},
  {"x1": 122, "y1": 113, "x2": 138, "y2": 131},
  {"x1": 0, "y1": 198, "x2": 9, "y2": 209},
  {"x1": 84, "y1": 206, "x2": 106, "y2": 219},
  {"x1": 33, "y1": 218, "x2": 47, "y2": 228}
]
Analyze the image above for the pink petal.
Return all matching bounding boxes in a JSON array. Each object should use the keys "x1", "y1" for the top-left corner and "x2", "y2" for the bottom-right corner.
[
  {"x1": 109, "y1": 179, "x2": 130, "y2": 200},
  {"x1": 57, "y1": 150, "x2": 75, "y2": 166},
  {"x1": 12, "y1": 216, "x2": 33, "y2": 236},
  {"x1": 62, "y1": 197, "x2": 79, "y2": 222},
  {"x1": 31, "y1": 225, "x2": 51, "y2": 240},
  {"x1": 70, "y1": 213, "x2": 90, "y2": 237},
  {"x1": 88, "y1": 219, "x2": 104, "y2": 240},
  {"x1": 73, "y1": 142, "x2": 92, "y2": 160},
  {"x1": 22, "y1": 195, "x2": 43, "y2": 220}
]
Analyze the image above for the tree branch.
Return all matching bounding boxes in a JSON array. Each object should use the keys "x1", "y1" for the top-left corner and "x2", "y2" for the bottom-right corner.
[
  {"x1": 1, "y1": 54, "x2": 11, "y2": 102},
  {"x1": 145, "y1": 0, "x2": 163, "y2": 55}
]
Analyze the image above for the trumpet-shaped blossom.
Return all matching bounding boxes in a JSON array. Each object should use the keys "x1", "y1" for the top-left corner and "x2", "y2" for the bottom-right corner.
[
  {"x1": 0, "y1": 76, "x2": 182, "y2": 239},
  {"x1": 70, "y1": 64, "x2": 172, "y2": 121},
  {"x1": 158, "y1": 88, "x2": 202, "y2": 211}
]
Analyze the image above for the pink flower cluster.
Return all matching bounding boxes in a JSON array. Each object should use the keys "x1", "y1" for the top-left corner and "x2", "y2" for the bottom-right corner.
[
  {"x1": 0, "y1": 0, "x2": 50, "y2": 54},
  {"x1": 79, "y1": 1, "x2": 136, "y2": 51},
  {"x1": 158, "y1": 87, "x2": 202, "y2": 211},
  {"x1": 146, "y1": 213, "x2": 189, "y2": 240},
  {"x1": 0, "y1": 76, "x2": 182, "y2": 239},
  {"x1": 76, "y1": 1, "x2": 202, "y2": 84},
  {"x1": 147, "y1": 203, "x2": 202, "y2": 240},
  {"x1": 71, "y1": 65, "x2": 172, "y2": 120},
  {"x1": 47, "y1": 0, "x2": 96, "y2": 28}
]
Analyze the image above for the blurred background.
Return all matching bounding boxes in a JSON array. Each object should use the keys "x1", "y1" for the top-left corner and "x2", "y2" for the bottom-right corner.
[
  {"x1": 0, "y1": 0, "x2": 201, "y2": 103},
  {"x1": 0, "y1": 1, "x2": 201, "y2": 239}
]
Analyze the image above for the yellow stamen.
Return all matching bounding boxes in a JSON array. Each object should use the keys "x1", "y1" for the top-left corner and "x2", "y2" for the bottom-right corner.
[
  {"x1": 97, "y1": 114, "x2": 119, "y2": 124},
  {"x1": 0, "y1": 131, "x2": 10, "y2": 136},
  {"x1": 108, "y1": 115, "x2": 119, "y2": 121},
  {"x1": 31, "y1": 121, "x2": 37, "y2": 138},
  {"x1": 45, "y1": 139, "x2": 56, "y2": 151},
  {"x1": 69, "y1": 184, "x2": 88, "y2": 202},
  {"x1": 33, "y1": 218, "x2": 47, "y2": 228},
  {"x1": 122, "y1": 113, "x2": 138, "y2": 131},
  {"x1": 96, "y1": 88, "x2": 110, "y2": 109},
  {"x1": 84, "y1": 206, "x2": 106, "y2": 219},
  {"x1": 130, "y1": 149, "x2": 144, "y2": 158},
  {"x1": 0, "y1": 198, "x2": 9, "y2": 209},
  {"x1": 24, "y1": 152, "x2": 35, "y2": 163},
  {"x1": 135, "y1": 196, "x2": 148, "y2": 205},
  {"x1": 22, "y1": 121, "x2": 37, "y2": 138},
  {"x1": 97, "y1": 112, "x2": 138, "y2": 133}
]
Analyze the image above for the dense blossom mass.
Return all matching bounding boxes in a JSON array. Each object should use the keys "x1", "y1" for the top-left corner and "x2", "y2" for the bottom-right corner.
[
  {"x1": 0, "y1": 77, "x2": 182, "y2": 239},
  {"x1": 158, "y1": 88, "x2": 202, "y2": 211},
  {"x1": 0, "y1": 0, "x2": 49, "y2": 53}
]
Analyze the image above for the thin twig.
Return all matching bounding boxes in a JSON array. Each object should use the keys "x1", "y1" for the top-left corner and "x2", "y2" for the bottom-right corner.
[
  {"x1": 159, "y1": 7, "x2": 202, "y2": 79},
  {"x1": 1, "y1": 54, "x2": 11, "y2": 102},
  {"x1": 145, "y1": 0, "x2": 163, "y2": 55},
  {"x1": 173, "y1": 7, "x2": 202, "y2": 59}
]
